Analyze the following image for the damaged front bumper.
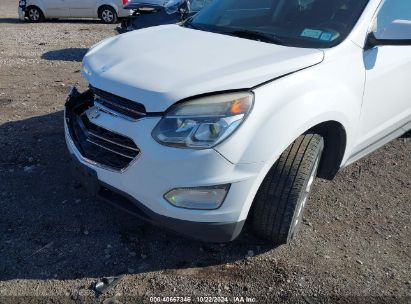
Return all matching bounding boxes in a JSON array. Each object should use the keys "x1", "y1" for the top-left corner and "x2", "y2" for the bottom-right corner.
[
  {"x1": 64, "y1": 87, "x2": 264, "y2": 242},
  {"x1": 18, "y1": 1, "x2": 26, "y2": 20}
]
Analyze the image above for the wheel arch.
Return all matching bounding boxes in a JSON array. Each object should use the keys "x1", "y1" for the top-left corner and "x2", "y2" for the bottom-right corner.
[
  {"x1": 237, "y1": 115, "x2": 352, "y2": 222},
  {"x1": 308, "y1": 120, "x2": 347, "y2": 180},
  {"x1": 25, "y1": 4, "x2": 45, "y2": 18},
  {"x1": 97, "y1": 4, "x2": 119, "y2": 16}
]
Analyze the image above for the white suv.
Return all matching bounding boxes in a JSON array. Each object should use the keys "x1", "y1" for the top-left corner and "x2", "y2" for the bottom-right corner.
[
  {"x1": 65, "y1": 0, "x2": 411, "y2": 243},
  {"x1": 18, "y1": 0, "x2": 130, "y2": 23}
]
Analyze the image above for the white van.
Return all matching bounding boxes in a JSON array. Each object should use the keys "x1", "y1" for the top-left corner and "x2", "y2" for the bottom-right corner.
[{"x1": 18, "y1": 0, "x2": 130, "y2": 23}]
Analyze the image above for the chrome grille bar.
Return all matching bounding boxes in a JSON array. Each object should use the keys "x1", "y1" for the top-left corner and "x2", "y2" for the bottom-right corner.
[
  {"x1": 86, "y1": 138, "x2": 135, "y2": 160},
  {"x1": 87, "y1": 130, "x2": 140, "y2": 152}
]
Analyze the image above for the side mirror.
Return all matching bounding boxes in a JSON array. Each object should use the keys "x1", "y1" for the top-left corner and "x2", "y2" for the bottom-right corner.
[{"x1": 365, "y1": 20, "x2": 411, "y2": 49}]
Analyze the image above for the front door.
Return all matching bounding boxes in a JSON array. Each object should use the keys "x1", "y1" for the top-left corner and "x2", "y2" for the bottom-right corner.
[
  {"x1": 354, "y1": 0, "x2": 411, "y2": 157},
  {"x1": 69, "y1": 0, "x2": 97, "y2": 18},
  {"x1": 43, "y1": 0, "x2": 70, "y2": 17}
]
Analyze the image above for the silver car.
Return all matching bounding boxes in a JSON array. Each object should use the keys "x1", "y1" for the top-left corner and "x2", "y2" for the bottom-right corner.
[{"x1": 18, "y1": 0, "x2": 130, "y2": 23}]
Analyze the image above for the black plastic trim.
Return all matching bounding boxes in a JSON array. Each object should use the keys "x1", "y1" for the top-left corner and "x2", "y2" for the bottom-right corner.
[{"x1": 365, "y1": 32, "x2": 411, "y2": 50}]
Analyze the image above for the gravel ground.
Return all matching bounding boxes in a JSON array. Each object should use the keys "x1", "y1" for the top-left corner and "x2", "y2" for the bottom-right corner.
[{"x1": 0, "y1": 0, "x2": 410, "y2": 303}]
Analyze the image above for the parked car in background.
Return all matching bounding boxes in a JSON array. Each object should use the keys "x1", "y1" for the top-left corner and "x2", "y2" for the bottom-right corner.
[
  {"x1": 119, "y1": 0, "x2": 212, "y2": 32},
  {"x1": 65, "y1": 0, "x2": 411, "y2": 244},
  {"x1": 18, "y1": 0, "x2": 131, "y2": 23},
  {"x1": 122, "y1": 0, "x2": 169, "y2": 10}
]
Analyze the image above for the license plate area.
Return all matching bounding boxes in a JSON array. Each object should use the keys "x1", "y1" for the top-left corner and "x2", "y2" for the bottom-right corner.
[{"x1": 71, "y1": 157, "x2": 100, "y2": 195}]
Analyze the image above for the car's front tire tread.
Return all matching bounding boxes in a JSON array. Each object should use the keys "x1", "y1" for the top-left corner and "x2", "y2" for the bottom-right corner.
[{"x1": 252, "y1": 133, "x2": 324, "y2": 244}]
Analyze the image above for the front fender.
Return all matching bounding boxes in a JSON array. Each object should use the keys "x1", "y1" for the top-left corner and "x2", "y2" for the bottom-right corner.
[
  {"x1": 214, "y1": 41, "x2": 365, "y2": 221},
  {"x1": 215, "y1": 42, "x2": 365, "y2": 167},
  {"x1": 26, "y1": 0, "x2": 46, "y2": 14},
  {"x1": 96, "y1": 0, "x2": 120, "y2": 14}
]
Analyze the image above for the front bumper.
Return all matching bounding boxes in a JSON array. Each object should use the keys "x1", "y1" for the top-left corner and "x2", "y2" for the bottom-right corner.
[
  {"x1": 70, "y1": 156, "x2": 245, "y2": 242},
  {"x1": 18, "y1": 7, "x2": 25, "y2": 20},
  {"x1": 64, "y1": 88, "x2": 264, "y2": 242}
]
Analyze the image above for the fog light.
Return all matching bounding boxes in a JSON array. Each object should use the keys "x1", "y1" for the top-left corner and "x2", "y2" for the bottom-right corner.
[{"x1": 164, "y1": 185, "x2": 230, "y2": 210}]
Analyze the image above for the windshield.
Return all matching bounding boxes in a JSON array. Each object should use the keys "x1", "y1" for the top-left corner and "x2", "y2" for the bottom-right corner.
[{"x1": 186, "y1": 0, "x2": 369, "y2": 48}]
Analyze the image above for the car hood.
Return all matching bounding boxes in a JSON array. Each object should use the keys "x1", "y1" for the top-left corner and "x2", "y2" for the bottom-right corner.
[{"x1": 82, "y1": 25, "x2": 324, "y2": 112}]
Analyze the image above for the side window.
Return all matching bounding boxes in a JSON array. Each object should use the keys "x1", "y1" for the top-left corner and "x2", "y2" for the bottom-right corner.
[{"x1": 372, "y1": 0, "x2": 411, "y2": 39}]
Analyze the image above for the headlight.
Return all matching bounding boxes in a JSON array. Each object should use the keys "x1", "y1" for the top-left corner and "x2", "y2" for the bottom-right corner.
[{"x1": 152, "y1": 92, "x2": 254, "y2": 149}]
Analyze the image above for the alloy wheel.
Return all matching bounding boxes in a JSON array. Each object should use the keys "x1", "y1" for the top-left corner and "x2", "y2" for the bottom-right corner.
[
  {"x1": 28, "y1": 8, "x2": 40, "y2": 21},
  {"x1": 289, "y1": 149, "x2": 322, "y2": 239},
  {"x1": 101, "y1": 10, "x2": 114, "y2": 23}
]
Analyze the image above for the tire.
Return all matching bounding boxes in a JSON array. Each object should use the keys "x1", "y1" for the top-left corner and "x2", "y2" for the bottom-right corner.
[
  {"x1": 26, "y1": 6, "x2": 44, "y2": 22},
  {"x1": 99, "y1": 6, "x2": 118, "y2": 24},
  {"x1": 252, "y1": 133, "x2": 324, "y2": 245}
]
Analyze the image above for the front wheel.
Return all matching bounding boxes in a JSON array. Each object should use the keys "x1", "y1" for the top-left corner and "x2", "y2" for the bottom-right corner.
[
  {"x1": 99, "y1": 6, "x2": 118, "y2": 24},
  {"x1": 27, "y1": 6, "x2": 44, "y2": 22},
  {"x1": 252, "y1": 133, "x2": 324, "y2": 245}
]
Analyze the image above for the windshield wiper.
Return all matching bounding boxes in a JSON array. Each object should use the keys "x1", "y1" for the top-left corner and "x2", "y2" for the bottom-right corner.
[
  {"x1": 182, "y1": 22, "x2": 287, "y2": 46},
  {"x1": 227, "y1": 29, "x2": 286, "y2": 45}
]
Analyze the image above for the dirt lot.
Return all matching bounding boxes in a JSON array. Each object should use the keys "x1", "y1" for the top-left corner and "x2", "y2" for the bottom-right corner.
[{"x1": 0, "y1": 0, "x2": 410, "y2": 303}]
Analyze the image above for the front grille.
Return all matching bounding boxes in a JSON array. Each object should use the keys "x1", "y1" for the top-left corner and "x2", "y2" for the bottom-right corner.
[
  {"x1": 91, "y1": 86, "x2": 146, "y2": 120},
  {"x1": 65, "y1": 88, "x2": 141, "y2": 171},
  {"x1": 69, "y1": 112, "x2": 140, "y2": 171}
]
